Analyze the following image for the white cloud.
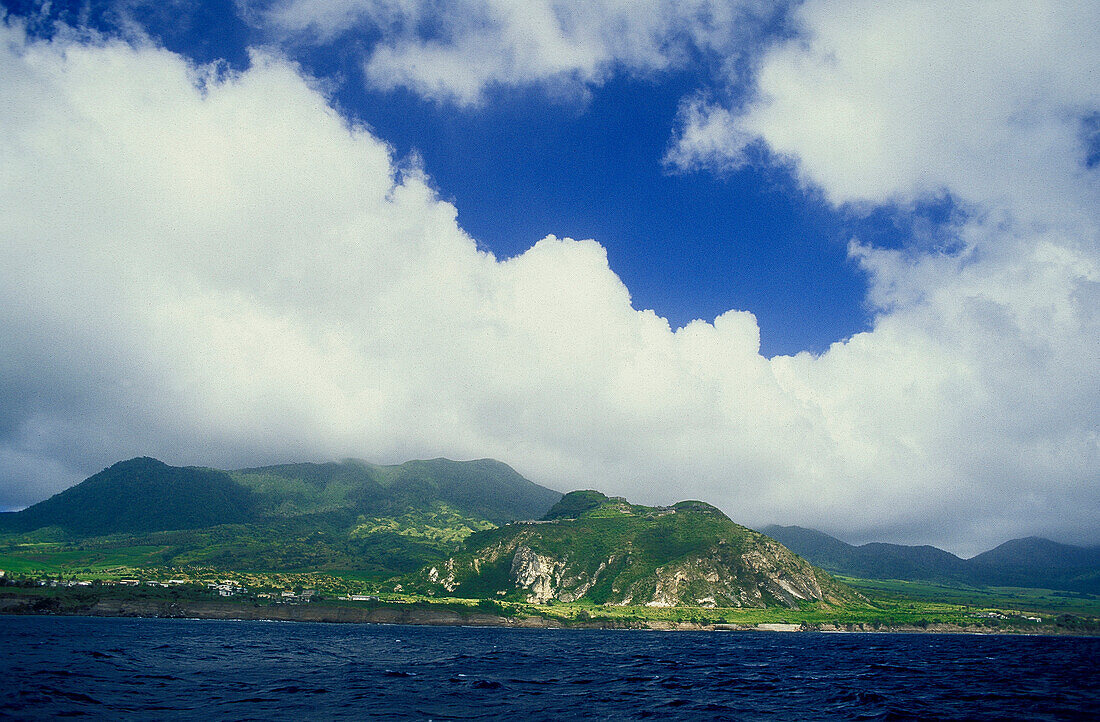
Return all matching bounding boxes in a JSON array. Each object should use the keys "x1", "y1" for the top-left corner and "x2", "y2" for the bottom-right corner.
[
  {"x1": 0, "y1": 16, "x2": 1097, "y2": 555},
  {"x1": 671, "y1": 0, "x2": 1100, "y2": 215},
  {"x1": 248, "y1": 0, "x2": 771, "y2": 105},
  {"x1": 662, "y1": 0, "x2": 1100, "y2": 551}
]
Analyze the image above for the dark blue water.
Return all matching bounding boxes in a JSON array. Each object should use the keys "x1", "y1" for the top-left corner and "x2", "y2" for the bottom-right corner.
[{"x1": 1, "y1": 616, "x2": 1097, "y2": 720}]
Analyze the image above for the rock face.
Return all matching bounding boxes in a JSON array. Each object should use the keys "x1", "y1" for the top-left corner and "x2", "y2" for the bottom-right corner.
[
  {"x1": 407, "y1": 493, "x2": 860, "y2": 609},
  {"x1": 510, "y1": 546, "x2": 565, "y2": 603}
]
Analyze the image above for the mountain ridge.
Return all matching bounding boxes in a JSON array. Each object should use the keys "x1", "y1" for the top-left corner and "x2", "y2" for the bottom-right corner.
[
  {"x1": 0, "y1": 459, "x2": 864, "y2": 611},
  {"x1": 763, "y1": 525, "x2": 1100, "y2": 594},
  {"x1": 0, "y1": 456, "x2": 563, "y2": 577}
]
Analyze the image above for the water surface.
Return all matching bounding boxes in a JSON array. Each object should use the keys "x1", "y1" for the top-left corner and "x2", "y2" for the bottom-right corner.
[{"x1": 2, "y1": 616, "x2": 1096, "y2": 720}]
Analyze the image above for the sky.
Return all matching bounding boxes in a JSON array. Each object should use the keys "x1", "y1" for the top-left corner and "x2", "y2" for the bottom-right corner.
[{"x1": 0, "y1": 0, "x2": 1097, "y2": 556}]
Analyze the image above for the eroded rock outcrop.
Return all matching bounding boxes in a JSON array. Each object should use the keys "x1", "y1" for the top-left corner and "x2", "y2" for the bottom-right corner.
[
  {"x1": 510, "y1": 545, "x2": 565, "y2": 603},
  {"x1": 407, "y1": 493, "x2": 861, "y2": 609}
]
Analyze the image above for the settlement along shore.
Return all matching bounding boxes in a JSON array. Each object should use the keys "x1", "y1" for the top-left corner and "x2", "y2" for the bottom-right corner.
[{"x1": 1, "y1": 591, "x2": 1091, "y2": 635}]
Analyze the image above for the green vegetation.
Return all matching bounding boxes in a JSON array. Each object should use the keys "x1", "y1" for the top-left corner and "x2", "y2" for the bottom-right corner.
[
  {"x1": 0, "y1": 457, "x2": 562, "y2": 581},
  {"x1": 349, "y1": 505, "x2": 496, "y2": 544},
  {"x1": 407, "y1": 496, "x2": 857, "y2": 609},
  {"x1": 838, "y1": 575, "x2": 1100, "y2": 617},
  {"x1": 542, "y1": 490, "x2": 613, "y2": 519},
  {"x1": 0, "y1": 458, "x2": 257, "y2": 536},
  {"x1": 231, "y1": 457, "x2": 561, "y2": 525},
  {"x1": 765, "y1": 525, "x2": 1100, "y2": 594},
  {"x1": 1, "y1": 456, "x2": 1096, "y2": 634},
  {"x1": 0, "y1": 545, "x2": 177, "y2": 576},
  {"x1": 2, "y1": 575, "x2": 1094, "y2": 635}
]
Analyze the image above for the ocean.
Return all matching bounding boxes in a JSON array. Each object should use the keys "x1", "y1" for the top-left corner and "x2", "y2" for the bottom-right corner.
[{"x1": 2, "y1": 616, "x2": 1097, "y2": 720}]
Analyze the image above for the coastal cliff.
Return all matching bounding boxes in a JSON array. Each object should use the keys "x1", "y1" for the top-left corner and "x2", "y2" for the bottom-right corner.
[{"x1": 406, "y1": 492, "x2": 859, "y2": 609}]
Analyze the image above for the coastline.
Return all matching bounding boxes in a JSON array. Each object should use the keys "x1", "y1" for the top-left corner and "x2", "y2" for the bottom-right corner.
[{"x1": 1, "y1": 593, "x2": 1091, "y2": 636}]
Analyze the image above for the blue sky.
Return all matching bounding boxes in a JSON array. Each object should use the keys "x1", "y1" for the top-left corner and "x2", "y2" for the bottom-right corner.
[
  {"x1": 0, "y1": 0, "x2": 1097, "y2": 554},
  {"x1": 5, "y1": 0, "x2": 885, "y2": 356},
  {"x1": 355, "y1": 75, "x2": 883, "y2": 357}
]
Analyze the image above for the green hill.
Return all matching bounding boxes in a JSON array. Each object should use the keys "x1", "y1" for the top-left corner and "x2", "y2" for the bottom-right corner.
[
  {"x1": 0, "y1": 458, "x2": 258, "y2": 536},
  {"x1": 763, "y1": 525, "x2": 1100, "y2": 594},
  {"x1": 1, "y1": 464, "x2": 869, "y2": 611},
  {"x1": 404, "y1": 491, "x2": 859, "y2": 609},
  {"x1": 761, "y1": 525, "x2": 968, "y2": 582},
  {"x1": 0, "y1": 457, "x2": 562, "y2": 577},
  {"x1": 542, "y1": 489, "x2": 612, "y2": 520},
  {"x1": 966, "y1": 537, "x2": 1100, "y2": 592},
  {"x1": 231, "y1": 457, "x2": 560, "y2": 524}
]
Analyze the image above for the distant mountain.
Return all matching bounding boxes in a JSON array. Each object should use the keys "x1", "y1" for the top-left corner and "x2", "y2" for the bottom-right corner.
[
  {"x1": 0, "y1": 458, "x2": 258, "y2": 536},
  {"x1": 232, "y1": 457, "x2": 560, "y2": 525},
  {"x1": 763, "y1": 525, "x2": 1100, "y2": 594},
  {"x1": 966, "y1": 537, "x2": 1100, "y2": 591},
  {"x1": 0, "y1": 461, "x2": 864, "y2": 610},
  {"x1": 759, "y1": 525, "x2": 968, "y2": 582},
  {"x1": 0, "y1": 456, "x2": 562, "y2": 577},
  {"x1": 406, "y1": 491, "x2": 862, "y2": 609}
]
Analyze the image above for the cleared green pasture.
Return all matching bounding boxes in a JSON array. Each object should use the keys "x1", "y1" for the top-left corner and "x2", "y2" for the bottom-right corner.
[
  {"x1": 0, "y1": 545, "x2": 176, "y2": 577},
  {"x1": 839, "y1": 575, "x2": 1100, "y2": 616}
]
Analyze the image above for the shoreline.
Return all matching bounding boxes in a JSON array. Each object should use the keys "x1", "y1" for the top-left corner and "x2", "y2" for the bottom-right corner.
[{"x1": 1, "y1": 594, "x2": 1092, "y2": 636}]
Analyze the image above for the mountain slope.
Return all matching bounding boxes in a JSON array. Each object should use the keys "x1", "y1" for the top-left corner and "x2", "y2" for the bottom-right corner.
[
  {"x1": 231, "y1": 457, "x2": 561, "y2": 524},
  {"x1": 763, "y1": 525, "x2": 1100, "y2": 593},
  {"x1": 762, "y1": 525, "x2": 968, "y2": 582},
  {"x1": 966, "y1": 537, "x2": 1100, "y2": 592},
  {"x1": 0, "y1": 457, "x2": 258, "y2": 536},
  {"x1": 407, "y1": 491, "x2": 860, "y2": 609},
  {"x1": 0, "y1": 457, "x2": 563, "y2": 576}
]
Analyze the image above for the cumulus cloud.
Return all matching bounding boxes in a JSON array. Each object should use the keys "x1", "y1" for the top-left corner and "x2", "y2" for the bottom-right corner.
[
  {"x1": 671, "y1": 0, "x2": 1100, "y2": 213},
  {"x1": 668, "y1": 0, "x2": 1100, "y2": 549},
  {"x1": 246, "y1": 0, "x2": 774, "y2": 105},
  {"x1": 0, "y1": 11, "x2": 1097, "y2": 555}
]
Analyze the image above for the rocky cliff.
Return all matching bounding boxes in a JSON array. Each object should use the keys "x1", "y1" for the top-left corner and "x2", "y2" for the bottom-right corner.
[{"x1": 407, "y1": 492, "x2": 859, "y2": 609}]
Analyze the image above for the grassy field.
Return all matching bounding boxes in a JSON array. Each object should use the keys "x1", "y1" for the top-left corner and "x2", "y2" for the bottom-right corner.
[
  {"x1": 0, "y1": 545, "x2": 177, "y2": 576},
  {"x1": 839, "y1": 575, "x2": 1100, "y2": 616}
]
